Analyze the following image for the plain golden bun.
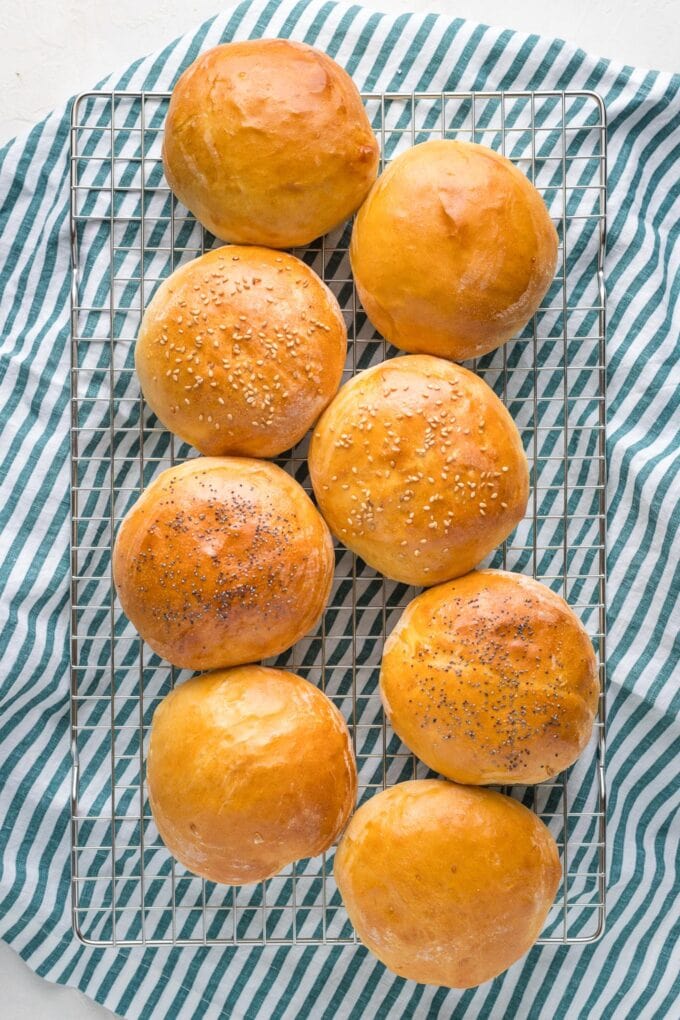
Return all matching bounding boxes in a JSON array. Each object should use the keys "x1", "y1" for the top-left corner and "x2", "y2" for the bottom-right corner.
[
  {"x1": 148, "y1": 667, "x2": 357, "y2": 884},
  {"x1": 381, "y1": 570, "x2": 599, "y2": 784},
  {"x1": 350, "y1": 140, "x2": 558, "y2": 361},
  {"x1": 308, "y1": 356, "x2": 529, "y2": 586},
  {"x1": 163, "y1": 39, "x2": 379, "y2": 247},
  {"x1": 135, "y1": 246, "x2": 347, "y2": 457},
  {"x1": 334, "y1": 780, "x2": 561, "y2": 987},
  {"x1": 113, "y1": 458, "x2": 334, "y2": 669}
]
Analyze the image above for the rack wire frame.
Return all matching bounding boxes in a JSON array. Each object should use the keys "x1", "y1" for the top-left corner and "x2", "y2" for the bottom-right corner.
[{"x1": 69, "y1": 89, "x2": 607, "y2": 948}]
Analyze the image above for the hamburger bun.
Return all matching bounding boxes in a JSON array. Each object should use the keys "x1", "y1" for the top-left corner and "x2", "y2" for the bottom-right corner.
[
  {"x1": 148, "y1": 666, "x2": 357, "y2": 884},
  {"x1": 381, "y1": 570, "x2": 599, "y2": 784},
  {"x1": 350, "y1": 140, "x2": 558, "y2": 361},
  {"x1": 135, "y1": 246, "x2": 347, "y2": 457},
  {"x1": 163, "y1": 39, "x2": 379, "y2": 247},
  {"x1": 334, "y1": 779, "x2": 561, "y2": 987},
  {"x1": 113, "y1": 457, "x2": 334, "y2": 669},
  {"x1": 308, "y1": 355, "x2": 529, "y2": 586}
]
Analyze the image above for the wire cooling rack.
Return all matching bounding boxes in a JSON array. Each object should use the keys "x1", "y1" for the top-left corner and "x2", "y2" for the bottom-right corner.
[{"x1": 69, "y1": 89, "x2": 607, "y2": 947}]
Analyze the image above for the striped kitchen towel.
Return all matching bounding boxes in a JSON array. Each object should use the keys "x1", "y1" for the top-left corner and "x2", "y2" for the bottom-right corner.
[{"x1": 1, "y1": 1, "x2": 678, "y2": 1017}]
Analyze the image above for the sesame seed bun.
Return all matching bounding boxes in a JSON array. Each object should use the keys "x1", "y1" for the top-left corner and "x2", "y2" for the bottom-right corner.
[
  {"x1": 334, "y1": 780, "x2": 561, "y2": 988},
  {"x1": 381, "y1": 570, "x2": 600, "y2": 784},
  {"x1": 308, "y1": 355, "x2": 529, "y2": 586},
  {"x1": 350, "y1": 140, "x2": 558, "y2": 361},
  {"x1": 162, "y1": 39, "x2": 379, "y2": 248},
  {"x1": 112, "y1": 458, "x2": 334, "y2": 670},
  {"x1": 147, "y1": 666, "x2": 357, "y2": 885},
  {"x1": 135, "y1": 246, "x2": 347, "y2": 458}
]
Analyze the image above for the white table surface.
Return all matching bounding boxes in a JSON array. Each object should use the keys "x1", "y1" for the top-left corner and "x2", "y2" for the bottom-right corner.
[{"x1": 0, "y1": 0, "x2": 675, "y2": 1017}]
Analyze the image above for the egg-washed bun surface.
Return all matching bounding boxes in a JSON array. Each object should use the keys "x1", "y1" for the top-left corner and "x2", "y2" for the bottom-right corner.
[
  {"x1": 381, "y1": 570, "x2": 599, "y2": 784},
  {"x1": 135, "y1": 246, "x2": 347, "y2": 458},
  {"x1": 334, "y1": 780, "x2": 561, "y2": 988},
  {"x1": 350, "y1": 140, "x2": 558, "y2": 361},
  {"x1": 113, "y1": 458, "x2": 334, "y2": 669},
  {"x1": 148, "y1": 667, "x2": 357, "y2": 885},
  {"x1": 308, "y1": 356, "x2": 529, "y2": 586},
  {"x1": 163, "y1": 39, "x2": 379, "y2": 248}
]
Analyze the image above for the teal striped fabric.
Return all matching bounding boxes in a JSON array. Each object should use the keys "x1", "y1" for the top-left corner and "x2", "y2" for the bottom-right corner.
[{"x1": 1, "y1": 1, "x2": 679, "y2": 1016}]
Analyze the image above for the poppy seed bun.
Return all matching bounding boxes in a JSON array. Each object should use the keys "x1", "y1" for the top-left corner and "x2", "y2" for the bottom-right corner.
[
  {"x1": 308, "y1": 356, "x2": 529, "y2": 586},
  {"x1": 334, "y1": 780, "x2": 561, "y2": 988},
  {"x1": 381, "y1": 570, "x2": 599, "y2": 784},
  {"x1": 350, "y1": 140, "x2": 558, "y2": 361},
  {"x1": 135, "y1": 246, "x2": 347, "y2": 458},
  {"x1": 148, "y1": 667, "x2": 357, "y2": 885},
  {"x1": 163, "y1": 39, "x2": 379, "y2": 248},
  {"x1": 113, "y1": 458, "x2": 334, "y2": 669}
]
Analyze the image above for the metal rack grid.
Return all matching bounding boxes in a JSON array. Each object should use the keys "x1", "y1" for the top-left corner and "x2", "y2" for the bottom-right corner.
[{"x1": 69, "y1": 89, "x2": 607, "y2": 947}]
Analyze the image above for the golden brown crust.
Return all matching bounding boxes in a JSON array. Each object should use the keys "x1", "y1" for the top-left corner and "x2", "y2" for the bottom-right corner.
[
  {"x1": 350, "y1": 140, "x2": 558, "y2": 361},
  {"x1": 163, "y1": 39, "x2": 379, "y2": 247},
  {"x1": 334, "y1": 780, "x2": 561, "y2": 988},
  {"x1": 381, "y1": 570, "x2": 600, "y2": 784},
  {"x1": 112, "y1": 457, "x2": 334, "y2": 669},
  {"x1": 308, "y1": 355, "x2": 529, "y2": 586},
  {"x1": 148, "y1": 667, "x2": 358, "y2": 885},
  {"x1": 135, "y1": 246, "x2": 347, "y2": 457}
]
